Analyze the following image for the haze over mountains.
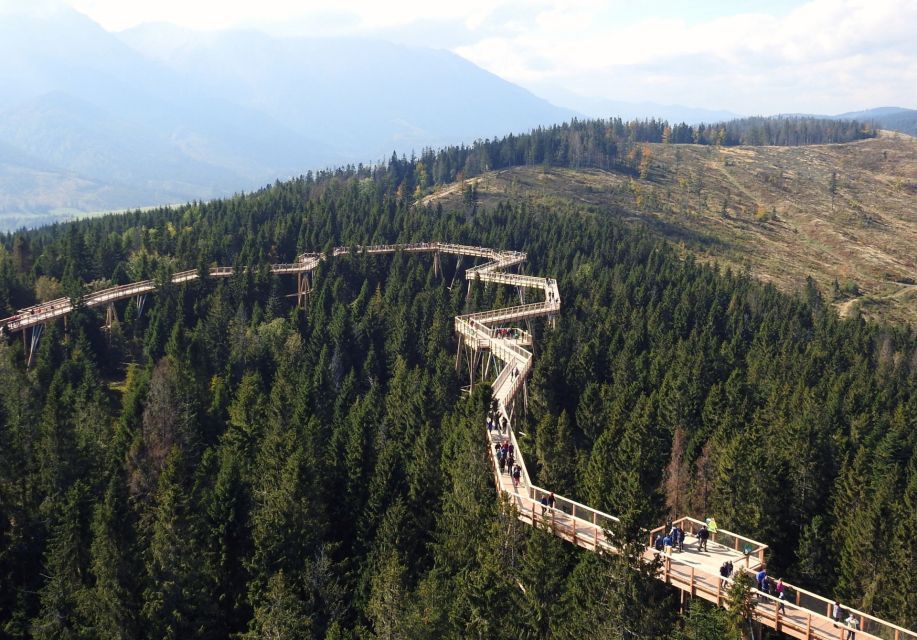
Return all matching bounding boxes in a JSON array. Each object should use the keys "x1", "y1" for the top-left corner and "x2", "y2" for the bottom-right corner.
[
  {"x1": 0, "y1": 3, "x2": 914, "y2": 231},
  {"x1": 0, "y1": 6, "x2": 575, "y2": 228}
]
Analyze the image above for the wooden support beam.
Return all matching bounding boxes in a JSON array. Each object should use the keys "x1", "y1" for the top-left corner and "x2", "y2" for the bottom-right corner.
[
  {"x1": 105, "y1": 302, "x2": 118, "y2": 331},
  {"x1": 26, "y1": 324, "x2": 43, "y2": 368},
  {"x1": 296, "y1": 272, "x2": 311, "y2": 309}
]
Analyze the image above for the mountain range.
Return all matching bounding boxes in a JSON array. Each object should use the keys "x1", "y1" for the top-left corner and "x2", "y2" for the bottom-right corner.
[{"x1": 0, "y1": 6, "x2": 576, "y2": 228}]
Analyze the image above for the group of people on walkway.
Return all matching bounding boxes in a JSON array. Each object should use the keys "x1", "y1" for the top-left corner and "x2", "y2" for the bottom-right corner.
[
  {"x1": 487, "y1": 413, "x2": 508, "y2": 435},
  {"x1": 832, "y1": 601, "x2": 860, "y2": 639},
  {"x1": 539, "y1": 492, "x2": 556, "y2": 515},
  {"x1": 494, "y1": 440, "x2": 522, "y2": 488},
  {"x1": 755, "y1": 568, "x2": 788, "y2": 613},
  {"x1": 653, "y1": 518, "x2": 719, "y2": 556},
  {"x1": 493, "y1": 327, "x2": 521, "y2": 339},
  {"x1": 654, "y1": 523, "x2": 686, "y2": 554}
]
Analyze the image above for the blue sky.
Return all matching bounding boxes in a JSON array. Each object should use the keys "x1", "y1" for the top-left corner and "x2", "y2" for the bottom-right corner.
[{"x1": 13, "y1": 0, "x2": 917, "y2": 115}]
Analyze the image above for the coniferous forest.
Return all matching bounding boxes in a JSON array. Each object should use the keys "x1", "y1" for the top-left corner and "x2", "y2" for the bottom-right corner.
[{"x1": 0, "y1": 133, "x2": 914, "y2": 639}]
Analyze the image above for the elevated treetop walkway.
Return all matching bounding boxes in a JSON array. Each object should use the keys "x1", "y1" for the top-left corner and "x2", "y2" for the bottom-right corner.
[{"x1": 0, "y1": 242, "x2": 911, "y2": 640}]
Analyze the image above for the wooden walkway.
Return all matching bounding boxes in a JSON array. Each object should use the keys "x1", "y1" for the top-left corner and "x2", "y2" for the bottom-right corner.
[{"x1": 0, "y1": 242, "x2": 912, "y2": 640}]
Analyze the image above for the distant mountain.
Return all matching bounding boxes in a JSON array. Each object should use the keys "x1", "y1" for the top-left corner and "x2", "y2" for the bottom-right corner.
[
  {"x1": 833, "y1": 107, "x2": 917, "y2": 136},
  {"x1": 544, "y1": 90, "x2": 741, "y2": 125},
  {"x1": 117, "y1": 24, "x2": 575, "y2": 156},
  {"x1": 0, "y1": 8, "x2": 573, "y2": 229},
  {"x1": 775, "y1": 107, "x2": 917, "y2": 136}
]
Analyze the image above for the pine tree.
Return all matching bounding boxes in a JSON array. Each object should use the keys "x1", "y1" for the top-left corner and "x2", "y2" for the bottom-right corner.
[
  {"x1": 514, "y1": 527, "x2": 571, "y2": 639},
  {"x1": 243, "y1": 571, "x2": 312, "y2": 640},
  {"x1": 724, "y1": 571, "x2": 756, "y2": 640},
  {"x1": 141, "y1": 448, "x2": 215, "y2": 639},
  {"x1": 202, "y1": 446, "x2": 252, "y2": 637},
  {"x1": 33, "y1": 483, "x2": 89, "y2": 640},
  {"x1": 247, "y1": 416, "x2": 322, "y2": 606},
  {"x1": 535, "y1": 411, "x2": 575, "y2": 494},
  {"x1": 793, "y1": 514, "x2": 835, "y2": 592},
  {"x1": 674, "y1": 600, "x2": 738, "y2": 640},
  {"x1": 81, "y1": 478, "x2": 137, "y2": 639},
  {"x1": 365, "y1": 501, "x2": 411, "y2": 640}
]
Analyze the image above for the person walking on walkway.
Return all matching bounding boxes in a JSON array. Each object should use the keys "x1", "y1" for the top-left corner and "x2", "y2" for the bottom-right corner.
[
  {"x1": 706, "y1": 517, "x2": 718, "y2": 542},
  {"x1": 778, "y1": 589, "x2": 787, "y2": 615},
  {"x1": 845, "y1": 613, "x2": 858, "y2": 639},
  {"x1": 832, "y1": 601, "x2": 843, "y2": 626},
  {"x1": 512, "y1": 464, "x2": 521, "y2": 489},
  {"x1": 548, "y1": 492, "x2": 555, "y2": 511},
  {"x1": 698, "y1": 524, "x2": 709, "y2": 552},
  {"x1": 756, "y1": 567, "x2": 767, "y2": 593}
]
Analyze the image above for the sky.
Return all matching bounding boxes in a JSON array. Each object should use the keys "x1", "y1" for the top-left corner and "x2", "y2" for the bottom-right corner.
[{"x1": 20, "y1": 0, "x2": 917, "y2": 115}]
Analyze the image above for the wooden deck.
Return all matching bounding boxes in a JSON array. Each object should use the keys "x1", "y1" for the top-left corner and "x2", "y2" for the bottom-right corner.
[{"x1": 0, "y1": 242, "x2": 912, "y2": 640}]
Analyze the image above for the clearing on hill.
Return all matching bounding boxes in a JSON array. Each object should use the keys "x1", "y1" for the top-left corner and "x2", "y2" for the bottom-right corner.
[{"x1": 421, "y1": 132, "x2": 917, "y2": 325}]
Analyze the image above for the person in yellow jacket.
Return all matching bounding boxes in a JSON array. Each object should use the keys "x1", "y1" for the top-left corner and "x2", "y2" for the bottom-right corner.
[{"x1": 706, "y1": 517, "x2": 718, "y2": 543}]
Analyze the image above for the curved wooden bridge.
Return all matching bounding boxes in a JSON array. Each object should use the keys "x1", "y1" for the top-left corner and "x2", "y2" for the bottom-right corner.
[{"x1": 0, "y1": 242, "x2": 912, "y2": 640}]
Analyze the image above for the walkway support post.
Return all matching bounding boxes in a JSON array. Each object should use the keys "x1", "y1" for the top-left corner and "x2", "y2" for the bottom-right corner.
[
  {"x1": 296, "y1": 272, "x2": 311, "y2": 309},
  {"x1": 105, "y1": 302, "x2": 117, "y2": 332},
  {"x1": 455, "y1": 334, "x2": 463, "y2": 372},
  {"x1": 26, "y1": 323, "x2": 44, "y2": 368}
]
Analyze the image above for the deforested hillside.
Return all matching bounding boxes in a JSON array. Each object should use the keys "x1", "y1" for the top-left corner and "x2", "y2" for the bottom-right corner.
[{"x1": 421, "y1": 131, "x2": 917, "y2": 325}]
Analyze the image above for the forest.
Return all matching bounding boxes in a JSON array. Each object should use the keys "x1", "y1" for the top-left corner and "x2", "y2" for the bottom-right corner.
[
  {"x1": 408, "y1": 115, "x2": 876, "y2": 186},
  {"x1": 0, "y1": 140, "x2": 914, "y2": 639}
]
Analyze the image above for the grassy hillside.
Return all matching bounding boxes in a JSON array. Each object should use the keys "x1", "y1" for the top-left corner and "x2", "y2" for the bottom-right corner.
[{"x1": 421, "y1": 131, "x2": 917, "y2": 325}]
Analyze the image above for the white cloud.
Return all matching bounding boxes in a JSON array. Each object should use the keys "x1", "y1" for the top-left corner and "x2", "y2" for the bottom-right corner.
[
  {"x1": 60, "y1": 0, "x2": 917, "y2": 113},
  {"x1": 453, "y1": 0, "x2": 917, "y2": 113}
]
